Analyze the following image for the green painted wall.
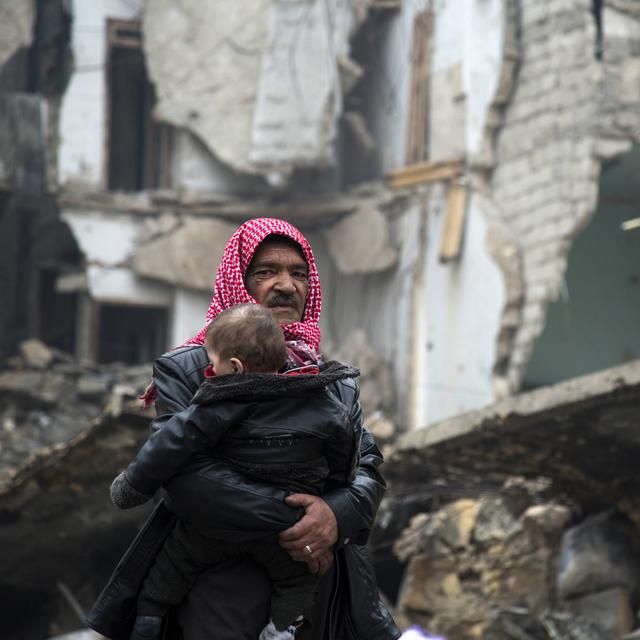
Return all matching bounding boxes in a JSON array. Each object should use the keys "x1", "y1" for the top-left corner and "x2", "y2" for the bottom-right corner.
[{"x1": 524, "y1": 147, "x2": 640, "y2": 387}]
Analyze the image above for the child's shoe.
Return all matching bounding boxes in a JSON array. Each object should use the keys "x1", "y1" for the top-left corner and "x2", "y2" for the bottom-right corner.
[
  {"x1": 129, "y1": 615, "x2": 163, "y2": 640},
  {"x1": 258, "y1": 618, "x2": 300, "y2": 639}
]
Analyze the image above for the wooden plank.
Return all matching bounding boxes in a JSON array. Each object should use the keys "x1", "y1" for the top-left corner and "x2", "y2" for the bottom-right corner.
[
  {"x1": 439, "y1": 181, "x2": 468, "y2": 263},
  {"x1": 370, "y1": 0, "x2": 403, "y2": 9},
  {"x1": 405, "y1": 10, "x2": 433, "y2": 165},
  {"x1": 386, "y1": 159, "x2": 463, "y2": 188}
]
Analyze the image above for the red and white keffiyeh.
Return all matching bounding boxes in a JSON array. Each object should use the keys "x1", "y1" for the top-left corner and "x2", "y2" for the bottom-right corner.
[
  {"x1": 185, "y1": 217, "x2": 322, "y2": 349},
  {"x1": 140, "y1": 218, "x2": 322, "y2": 407}
]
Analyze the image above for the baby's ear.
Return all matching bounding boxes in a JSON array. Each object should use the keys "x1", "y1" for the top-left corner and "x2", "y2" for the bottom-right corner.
[{"x1": 230, "y1": 357, "x2": 244, "y2": 374}]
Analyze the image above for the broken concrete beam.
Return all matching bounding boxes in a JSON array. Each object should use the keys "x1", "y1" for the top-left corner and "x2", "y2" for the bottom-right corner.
[
  {"x1": 323, "y1": 206, "x2": 398, "y2": 274},
  {"x1": 386, "y1": 360, "x2": 640, "y2": 511},
  {"x1": 131, "y1": 217, "x2": 237, "y2": 292}
]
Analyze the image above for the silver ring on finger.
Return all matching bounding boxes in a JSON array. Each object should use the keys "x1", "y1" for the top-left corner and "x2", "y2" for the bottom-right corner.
[{"x1": 304, "y1": 544, "x2": 313, "y2": 555}]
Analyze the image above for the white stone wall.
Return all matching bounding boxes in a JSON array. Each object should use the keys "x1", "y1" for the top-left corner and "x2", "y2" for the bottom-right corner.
[{"x1": 413, "y1": 188, "x2": 505, "y2": 427}]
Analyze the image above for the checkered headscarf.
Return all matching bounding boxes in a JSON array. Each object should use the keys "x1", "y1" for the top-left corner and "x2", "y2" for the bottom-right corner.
[
  {"x1": 139, "y1": 218, "x2": 322, "y2": 408},
  {"x1": 185, "y1": 217, "x2": 322, "y2": 349}
]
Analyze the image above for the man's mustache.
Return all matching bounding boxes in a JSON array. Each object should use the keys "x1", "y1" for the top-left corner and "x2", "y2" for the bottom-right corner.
[{"x1": 265, "y1": 294, "x2": 299, "y2": 308}]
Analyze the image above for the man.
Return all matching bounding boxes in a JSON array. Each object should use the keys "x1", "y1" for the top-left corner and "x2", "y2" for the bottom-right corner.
[{"x1": 88, "y1": 218, "x2": 400, "y2": 640}]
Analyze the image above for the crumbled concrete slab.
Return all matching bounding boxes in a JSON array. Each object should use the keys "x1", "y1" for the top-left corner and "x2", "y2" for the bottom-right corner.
[
  {"x1": 144, "y1": 0, "x2": 366, "y2": 178},
  {"x1": 323, "y1": 206, "x2": 398, "y2": 274},
  {"x1": 131, "y1": 217, "x2": 236, "y2": 291},
  {"x1": 142, "y1": 0, "x2": 270, "y2": 175},
  {"x1": 0, "y1": 0, "x2": 35, "y2": 68},
  {"x1": 387, "y1": 360, "x2": 640, "y2": 512}
]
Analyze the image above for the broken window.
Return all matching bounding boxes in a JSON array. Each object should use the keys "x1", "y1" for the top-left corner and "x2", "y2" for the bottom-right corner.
[
  {"x1": 106, "y1": 19, "x2": 172, "y2": 192},
  {"x1": 524, "y1": 144, "x2": 640, "y2": 387},
  {"x1": 95, "y1": 303, "x2": 168, "y2": 365}
]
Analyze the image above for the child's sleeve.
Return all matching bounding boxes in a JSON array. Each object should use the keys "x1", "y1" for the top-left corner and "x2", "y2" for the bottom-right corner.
[{"x1": 123, "y1": 403, "x2": 226, "y2": 497}]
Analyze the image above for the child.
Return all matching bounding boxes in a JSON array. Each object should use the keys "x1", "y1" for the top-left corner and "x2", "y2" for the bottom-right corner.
[{"x1": 110, "y1": 303, "x2": 361, "y2": 640}]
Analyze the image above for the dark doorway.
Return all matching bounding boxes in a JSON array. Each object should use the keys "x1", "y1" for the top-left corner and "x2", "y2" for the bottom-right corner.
[
  {"x1": 106, "y1": 19, "x2": 172, "y2": 191},
  {"x1": 38, "y1": 268, "x2": 78, "y2": 355},
  {"x1": 96, "y1": 303, "x2": 168, "y2": 364}
]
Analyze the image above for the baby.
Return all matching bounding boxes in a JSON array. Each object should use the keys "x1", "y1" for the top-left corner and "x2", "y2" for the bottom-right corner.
[{"x1": 110, "y1": 303, "x2": 361, "y2": 640}]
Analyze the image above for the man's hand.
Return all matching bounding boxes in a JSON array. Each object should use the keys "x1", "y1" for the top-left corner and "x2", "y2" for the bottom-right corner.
[{"x1": 279, "y1": 494, "x2": 338, "y2": 575}]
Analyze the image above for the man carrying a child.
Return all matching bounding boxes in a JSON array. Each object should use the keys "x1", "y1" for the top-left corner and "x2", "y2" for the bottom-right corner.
[{"x1": 88, "y1": 217, "x2": 400, "y2": 640}]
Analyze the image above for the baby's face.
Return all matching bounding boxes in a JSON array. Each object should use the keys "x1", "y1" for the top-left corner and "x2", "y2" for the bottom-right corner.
[{"x1": 206, "y1": 348, "x2": 238, "y2": 375}]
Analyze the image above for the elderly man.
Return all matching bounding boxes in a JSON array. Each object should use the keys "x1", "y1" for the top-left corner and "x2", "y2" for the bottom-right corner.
[{"x1": 89, "y1": 218, "x2": 400, "y2": 640}]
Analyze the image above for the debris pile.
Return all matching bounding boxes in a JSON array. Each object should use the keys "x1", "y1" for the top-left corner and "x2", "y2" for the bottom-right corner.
[
  {"x1": 0, "y1": 339, "x2": 153, "y2": 639},
  {"x1": 392, "y1": 478, "x2": 640, "y2": 639}
]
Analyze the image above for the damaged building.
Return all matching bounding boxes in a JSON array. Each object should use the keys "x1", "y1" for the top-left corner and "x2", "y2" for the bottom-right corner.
[{"x1": 1, "y1": 0, "x2": 640, "y2": 638}]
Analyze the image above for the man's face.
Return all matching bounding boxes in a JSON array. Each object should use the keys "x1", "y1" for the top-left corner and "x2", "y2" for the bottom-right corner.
[{"x1": 244, "y1": 238, "x2": 309, "y2": 324}]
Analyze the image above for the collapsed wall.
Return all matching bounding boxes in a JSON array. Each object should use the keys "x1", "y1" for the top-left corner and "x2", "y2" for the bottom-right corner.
[{"x1": 486, "y1": 0, "x2": 640, "y2": 390}]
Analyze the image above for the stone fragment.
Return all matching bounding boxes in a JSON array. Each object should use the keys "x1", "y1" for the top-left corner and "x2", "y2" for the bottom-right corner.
[
  {"x1": 324, "y1": 207, "x2": 398, "y2": 274},
  {"x1": 394, "y1": 513, "x2": 430, "y2": 561},
  {"x1": 132, "y1": 218, "x2": 237, "y2": 291},
  {"x1": 522, "y1": 504, "x2": 571, "y2": 547},
  {"x1": 77, "y1": 376, "x2": 110, "y2": 401},
  {"x1": 558, "y1": 511, "x2": 640, "y2": 598},
  {"x1": 484, "y1": 608, "x2": 607, "y2": 640},
  {"x1": 564, "y1": 587, "x2": 634, "y2": 638},
  {"x1": 557, "y1": 511, "x2": 640, "y2": 600},
  {"x1": 394, "y1": 499, "x2": 478, "y2": 561},
  {"x1": 20, "y1": 339, "x2": 54, "y2": 370},
  {"x1": 397, "y1": 555, "x2": 462, "y2": 613},
  {"x1": 500, "y1": 476, "x2": 552, "y2": 518},
  {"x1": 473, "y1": 497, "x2": 519, "y2": 544}
]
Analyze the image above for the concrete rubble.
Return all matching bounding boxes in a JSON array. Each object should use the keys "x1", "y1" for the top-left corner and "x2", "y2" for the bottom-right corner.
[
  {"x1": 389, "y1": 477, "x2": 640, "y2": 639},
  {"x1": 379, "y1": 360, "x2": 640, "y2": 639},
  {"x1": 0, "y1": 340, "x2": 153, "y2": 638}
]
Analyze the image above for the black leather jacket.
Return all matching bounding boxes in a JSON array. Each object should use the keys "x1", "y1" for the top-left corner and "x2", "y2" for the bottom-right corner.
[{"x1": 88, "y1": 346, "x2": 400, "y2": 640}]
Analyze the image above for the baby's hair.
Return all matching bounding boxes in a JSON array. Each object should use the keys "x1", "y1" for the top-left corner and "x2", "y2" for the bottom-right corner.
[{"x1": 205, "y1": 303, "x2": 287, "y2": 373}]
